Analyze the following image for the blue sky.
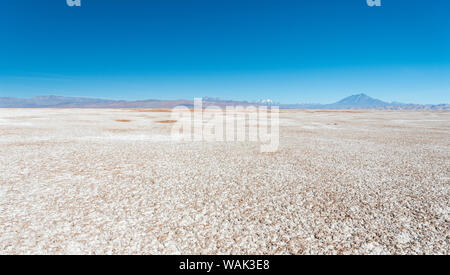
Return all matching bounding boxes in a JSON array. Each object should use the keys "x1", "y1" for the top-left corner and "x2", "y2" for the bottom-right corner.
[{"x1": 0, "y1": 0, "x2": 449, "y2": 104}]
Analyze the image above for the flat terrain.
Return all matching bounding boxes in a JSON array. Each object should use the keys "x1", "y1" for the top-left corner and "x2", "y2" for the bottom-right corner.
[{"x1": 0, "y1": 109, "x2": 448, "y2": 254}]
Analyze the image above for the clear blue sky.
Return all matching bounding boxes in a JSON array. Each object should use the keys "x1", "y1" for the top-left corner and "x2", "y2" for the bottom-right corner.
[{"x1": 0, "y1": 0, "x2": 449, "y2": 104}]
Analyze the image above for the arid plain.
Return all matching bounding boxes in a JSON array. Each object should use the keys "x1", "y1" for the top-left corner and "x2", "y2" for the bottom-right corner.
[{"x1": 0, "y1": 109, "x2": 448, "y2": 254}]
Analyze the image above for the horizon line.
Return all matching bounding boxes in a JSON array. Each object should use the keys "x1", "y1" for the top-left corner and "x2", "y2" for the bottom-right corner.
[{"x1": 1, "y1": 93, "x2": 449, "y2": 106}]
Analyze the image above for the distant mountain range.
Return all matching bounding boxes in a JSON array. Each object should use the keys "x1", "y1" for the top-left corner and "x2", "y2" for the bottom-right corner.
[
  {"x1": 0, "y1": 94, "x2": 448, "y2": 110},
  {"x1": 280, "y1": 94, "x2": 450, "y2": 110}
]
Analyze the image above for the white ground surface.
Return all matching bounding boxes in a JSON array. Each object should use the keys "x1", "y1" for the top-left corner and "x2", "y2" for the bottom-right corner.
[{"x1": 0, "y1": 109, "x2": 448, "y2": 254}]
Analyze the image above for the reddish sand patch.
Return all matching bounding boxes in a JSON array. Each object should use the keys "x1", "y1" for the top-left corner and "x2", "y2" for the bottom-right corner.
[
  {"x1": 115, "y1": 119, "x2": 132, "y2": 122},
  {"x1": 156, "y1": 120, "x2": 177, "y2": 124}
]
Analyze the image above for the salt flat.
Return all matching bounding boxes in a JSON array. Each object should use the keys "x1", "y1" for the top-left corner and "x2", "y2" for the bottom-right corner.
[{"x1": 0, "y1": 109, "x2": 448, "y2": 254}]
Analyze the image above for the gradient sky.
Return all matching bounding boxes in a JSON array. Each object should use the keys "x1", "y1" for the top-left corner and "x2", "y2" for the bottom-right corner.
[{"x1": 0, "y1": 0, "x2": 449, "y2": 104}]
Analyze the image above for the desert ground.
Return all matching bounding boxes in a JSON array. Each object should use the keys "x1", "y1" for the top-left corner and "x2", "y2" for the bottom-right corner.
[{"x1": 0, "y1": 109, "x2": 448, "y2": 254}]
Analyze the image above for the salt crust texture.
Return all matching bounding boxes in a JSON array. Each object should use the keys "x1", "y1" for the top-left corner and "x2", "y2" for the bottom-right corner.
[{"x1": 0, "y1": 109, "x2": 448, "y2": 254}]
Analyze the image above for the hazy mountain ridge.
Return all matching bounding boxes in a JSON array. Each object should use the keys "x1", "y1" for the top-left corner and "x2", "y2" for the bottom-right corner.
[
  {"x1": 0, "y1": 95, "x2": 115, "y2": 108},
  {"x1": 0, "y1": 94, "x2": 448, "y2": 110},
  {"x1": 281, "y1": 94, "x2": 450, "y2": 110}
]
